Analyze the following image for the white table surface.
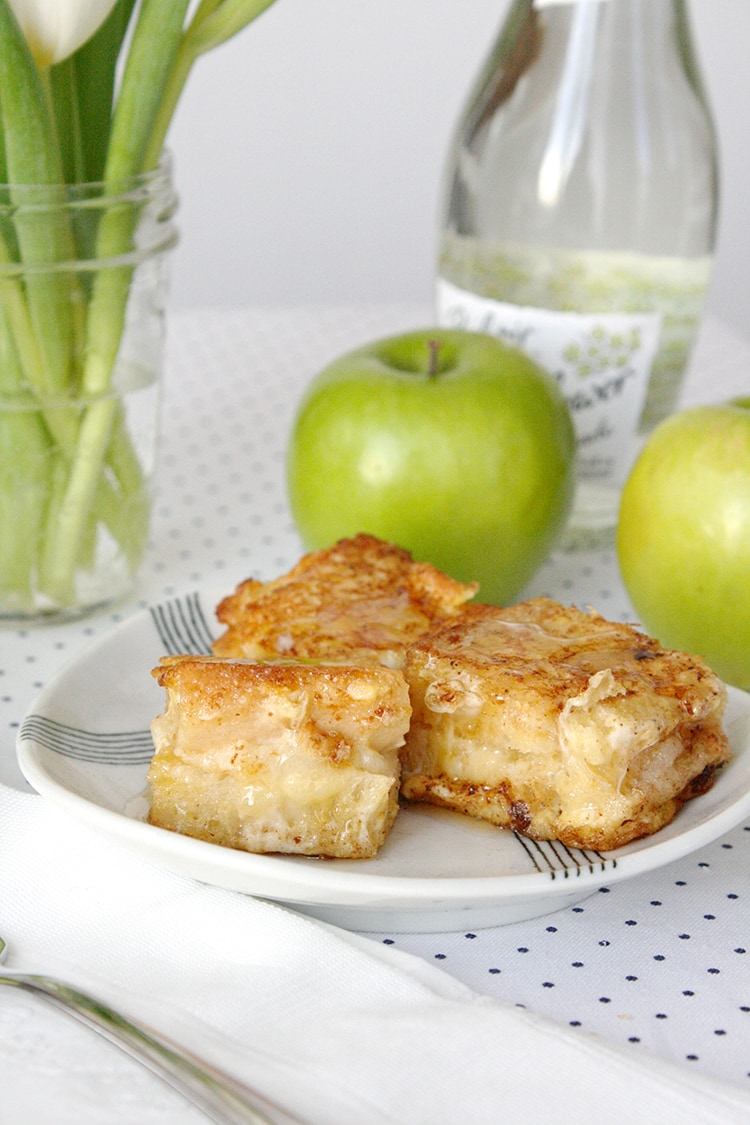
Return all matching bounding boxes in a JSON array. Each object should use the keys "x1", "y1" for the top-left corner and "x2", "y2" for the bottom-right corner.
[{"x1": 1, "y1": 302, "x2": 750, "y2": 1121}]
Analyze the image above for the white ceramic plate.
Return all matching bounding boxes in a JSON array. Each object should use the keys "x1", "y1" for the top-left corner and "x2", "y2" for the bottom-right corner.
[{"x1": 17, "y1": 591, "x2": 750, "y2": 933}]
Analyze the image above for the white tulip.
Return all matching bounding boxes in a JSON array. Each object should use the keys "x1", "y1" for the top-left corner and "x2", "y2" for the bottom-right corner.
[{"x1": 7, "y1": 0, "x2": 121, "y2": 67}]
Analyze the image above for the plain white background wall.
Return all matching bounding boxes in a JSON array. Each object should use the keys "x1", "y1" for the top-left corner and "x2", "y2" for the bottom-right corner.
[{"x1": 165, "y1": 0, "x2": 750, "y2": 341}]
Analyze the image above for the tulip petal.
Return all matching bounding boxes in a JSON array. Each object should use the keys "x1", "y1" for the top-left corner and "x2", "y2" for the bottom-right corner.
[{"x1": 7, "y1": 0, "x2": 121, "y2": 66}]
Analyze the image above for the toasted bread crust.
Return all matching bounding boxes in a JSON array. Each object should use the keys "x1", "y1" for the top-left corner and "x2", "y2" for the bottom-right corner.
[{"x1": 212, "y1": 534, "x2": 477, "y2": 668}]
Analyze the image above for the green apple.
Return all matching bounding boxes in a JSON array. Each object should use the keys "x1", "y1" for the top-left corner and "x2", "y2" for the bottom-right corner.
[
  {"x1": 617, "y1": 401, "x2": 750, "y2": 690},
  {"x1": 286, "y1": 328, "x2": 575, "y2": 604}
]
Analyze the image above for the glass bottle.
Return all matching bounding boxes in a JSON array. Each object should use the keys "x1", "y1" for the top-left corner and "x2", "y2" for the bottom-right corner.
[{"x1": 436, "y1": 0, "x2": 719, "y2": 549}]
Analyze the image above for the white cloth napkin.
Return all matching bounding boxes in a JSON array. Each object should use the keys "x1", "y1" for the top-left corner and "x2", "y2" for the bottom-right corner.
[{"x1": 2, "y1": 784, "x2": 749, "y2": 1125}]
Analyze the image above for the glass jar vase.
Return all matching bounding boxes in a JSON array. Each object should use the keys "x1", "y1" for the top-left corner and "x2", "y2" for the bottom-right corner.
[{"x1": 0, "y1": 156, "x2": 178, "y2": 618}]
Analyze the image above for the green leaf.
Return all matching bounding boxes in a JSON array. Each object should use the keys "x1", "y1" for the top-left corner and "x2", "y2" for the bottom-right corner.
[
  {"x1": 0, "y1": 0, "x2": 63, "y2": 185},
  {"x1": 68, "y1": 0, "x2": 138, "y2": 183},
  {"x1": 187, "y1": 0, "x2": 278, "y2": 55},
  {"x1": 143, "y1": 0, "x2": 279, "y2": 167},
  {"x1": 76, "y1": 0, "x2": 189, "y2": 394},
  {"x1": 48, "y1": 59, "x2": 86, "y2": 184}
]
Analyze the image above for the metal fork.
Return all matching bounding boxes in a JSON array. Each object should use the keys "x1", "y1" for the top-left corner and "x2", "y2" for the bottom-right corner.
[{"x1": 0, "y1": 934, "x2": 301, "y2": 1124}]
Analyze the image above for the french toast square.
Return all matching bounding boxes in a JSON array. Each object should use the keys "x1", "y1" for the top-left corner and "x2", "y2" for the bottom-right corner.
[
  {"x1": 400, "y1": 597, "x2": 731, "y2": 850},
  {"x1": 148, "y1": 654, "x2": 411, "y2": 859},
  {"x1": 211, "y1": 533, "x2": 477, "y2": 668}
]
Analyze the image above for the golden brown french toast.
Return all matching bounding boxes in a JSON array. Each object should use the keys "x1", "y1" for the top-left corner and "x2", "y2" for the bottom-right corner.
[
  {"x1": 148, "y1": 654, "x2": 411, "y2": 859},
  {"x1": 400, "y1": 597, "x2": 731, "y2": 850},
  {"x1": 211, "y1": 533, "x2": 477, "y2": 668}
]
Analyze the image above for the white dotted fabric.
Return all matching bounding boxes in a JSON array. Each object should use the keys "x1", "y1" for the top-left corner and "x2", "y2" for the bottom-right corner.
[{"x1": 2, "y1": 304, "x2": 750, "y2": 1098}]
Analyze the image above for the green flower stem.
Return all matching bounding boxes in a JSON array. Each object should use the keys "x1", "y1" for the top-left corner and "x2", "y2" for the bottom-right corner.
[
  {"x1": 0, "y1": 38, "x2": 89, "y2": 602},
  {"x1": 0, "y1": 238, "x2": 80, "y2": 449},
  {"x1": 39, "y1": 395, "x2": 118, "y2": 602},
  {"x1": 0, "y1": 304, "x2": 21, "y2": 393},
  {"x1": 101, "y1": 400, "x2": 150, "y2": 569},
  {"x1": 144, "y1": 0, "x2": 278, "y2": 169},
  {"x1": 0, "y1": 288, "x2": 51, "y2": 603},
  {"x1": 104, "y1": 0, "x2": 191, "y2": 180},
  {"x1": 0, "y1": 405, "x2": 52, "y2": 603},
  {"x1": 0, "y1": 299, "x2": 47, "y2": 603},
  {"x1": 0, "y1": 3, "x2": 78, "y2": 399},
  {"x1": 40, "y1": 393, "x2": 148, "y2": 601},
  {"x1": 0, "y1": 0, "x2": 282, "y2": 609},
  {"x1": 40, "y1": 251, "x2": 151, "y2": 599},
  {"x1": 141, "y1": 0, "x2": 223, "y2": 169},
  {"x1": 0, "y1": 226, "x2": 145, "y2": 603},
  {"x1": 0, "y1": 294, "x2": 52, "y2": 605},
  {"x1": 36, "y1": 0, "x2": 190, "y2": 601}
]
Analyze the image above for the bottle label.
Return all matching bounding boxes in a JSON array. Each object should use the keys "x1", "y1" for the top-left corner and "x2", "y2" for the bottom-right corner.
[{"x1": 436, "y1": 278, "x2": 662, "y2": 488}]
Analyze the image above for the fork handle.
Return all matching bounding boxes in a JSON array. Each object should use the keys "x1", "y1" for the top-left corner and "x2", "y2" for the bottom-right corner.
[{"x1": 0, "y1": 970, "x2": 299, "y2": 1125}]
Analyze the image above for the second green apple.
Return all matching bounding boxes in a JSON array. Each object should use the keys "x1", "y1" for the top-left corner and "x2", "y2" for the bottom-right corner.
[{"x1": 286, "y1": 329, "x2": 575, "y2": 604}]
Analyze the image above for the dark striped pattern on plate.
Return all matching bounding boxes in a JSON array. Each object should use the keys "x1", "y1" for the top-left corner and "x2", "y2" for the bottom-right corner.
[
  {"x1": 149, "y1": 591, "x2": 215, "y2": 656},
  {"x1": 513, "y1": 833, "x2": 614, "y2": 876},
  {"x1": 19, "y1": 715, "x2": 153, "y2": 765}
]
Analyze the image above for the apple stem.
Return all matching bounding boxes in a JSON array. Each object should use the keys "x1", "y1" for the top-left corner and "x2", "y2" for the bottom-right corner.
[{"x1": 428, "y1": 339, "x2": 442, "y2": 378}]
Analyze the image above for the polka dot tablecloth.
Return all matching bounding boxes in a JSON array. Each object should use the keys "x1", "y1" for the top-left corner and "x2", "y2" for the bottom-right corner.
[{"x1": 1, "y1": 303, "x2": 750, "y2": 1105}]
